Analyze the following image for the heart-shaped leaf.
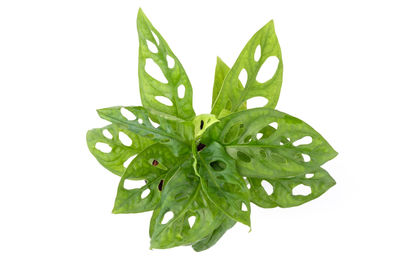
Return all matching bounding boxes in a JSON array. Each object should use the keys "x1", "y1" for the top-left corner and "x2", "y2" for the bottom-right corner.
[
  {"x1": 197, "y1": 142, "x2": 251, "y2": 226},
  {"x1": 86, "y1": 124, "x2": 153, "y2": 176},
  {"x1": 137, "y1": 9, "x2": 195, "y2": 121},
  {"x1": 211, "y1": 21, "x2": 283, "y2": 118}
]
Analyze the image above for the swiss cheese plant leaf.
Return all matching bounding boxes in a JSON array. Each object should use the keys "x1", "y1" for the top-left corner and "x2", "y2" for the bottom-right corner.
[
  {"x1": 149, "y1": 160, "x2": 224, "y2": 249},
  {"x1": 211, "y1": 57, "x2": 246, "y2": 116},
  {"x1": 192, "y1": 216, "x2": 236, "y2": 252},
  {"x1": 202, "y1": 108, "x2": 337, "y2": 179},
  {"x1": 97, "y1": 106, "x2": 191, "y2": 155},
  {"x1": 137, "y1": 9, "x2": 195, "y2": 121},
  {"x1": 86, "y1": 124, "x2": 153, "y2": 176},
  {"x1": 113, "y1": 144, "x2": 181, "y2": 213},
  {"x1": 86, "y1": 10, "x2": 337, "y2": 252},
  {"x1": 197, "y1": 142, "x2": 251, "y2": 227},
  {"x1": 211, "y1": 20, "x2": 283, "y2": 118},
  {"x1": 248, "y1": 168, "x2": 335, "y2": 208}
]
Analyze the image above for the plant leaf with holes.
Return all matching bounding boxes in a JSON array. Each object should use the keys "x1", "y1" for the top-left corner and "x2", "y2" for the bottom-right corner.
[
  {"x1": 113, "y1": 143, "x2": 181, "y2": 213},
  {"x1": 87, "y1": 124, "x2": 154, "y2": 176},
  {"x1": 150, "y1": 159, "x2": 225, "y2": 249},
  {"x1": 248, "y1": 167, "x2": 336, "y2": 208},
  {"x1": 197, "y1": 142, "x2": 251, "y2": 226},
  {"x1": 86, "y1": 9, "x2": 337, "y2": 252},
  {"x1": 138, "y1": 9, "x2": 195, "y2": 121},
  {"x1": 202, "y1": 108, "x2": 337, "y2": 179},
  {"x1": 211, "y1": 21, "x2": 283, "y2": 118}
]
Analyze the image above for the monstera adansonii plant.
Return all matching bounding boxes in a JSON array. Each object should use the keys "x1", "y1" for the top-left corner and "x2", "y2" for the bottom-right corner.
[{"x1": 86, "y1": 9, "x2": 337, "y2": 251}]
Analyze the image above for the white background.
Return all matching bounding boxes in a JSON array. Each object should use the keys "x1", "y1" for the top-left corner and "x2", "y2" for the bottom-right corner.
[{"x1": 1, "y1": 0, "x2": 399, "y2": 266}]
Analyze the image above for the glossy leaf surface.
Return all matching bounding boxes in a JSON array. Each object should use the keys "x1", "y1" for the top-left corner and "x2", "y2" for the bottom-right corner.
[
  {"x1": 211, "y1": 21, "x2": 283, "y2": 118},
  {"x1": 86, "y1": 124, "x2": 153, "y2": 176},
  {"x1": 197, "y1": 142, "x2": 251, "y2": 226},
  {"x1": 137, "y1": 9, "x2": 195, "y2": 121},
  {"x1": 203, "y1": 108, "x2": 337, "y2": 179},
  {"x1": 113, "y1": 144, "x2": 181, "y2": 213},
  {"x1": 192, "y1": 216, "x2": 236, "y2": 252},
  {"x1": 86, "y1": 9, "x2": 337, "y2": 252},
  {"x1": 150, "y1": 160, "x2": 224, "y2": 249},
  {"x1": 248, "y1": 167, "x2": 336, "y2": 208},
  {"x1": 97, "y1": 106, "x2": 191, "y2": 155}
]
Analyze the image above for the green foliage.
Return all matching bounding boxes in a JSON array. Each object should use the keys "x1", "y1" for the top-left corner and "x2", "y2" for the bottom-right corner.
[{"x1": 87, "y1": 9, "x2": 337, "y2": 251}]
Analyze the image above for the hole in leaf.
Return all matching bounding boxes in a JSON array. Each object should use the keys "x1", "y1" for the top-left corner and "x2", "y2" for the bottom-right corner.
[
  {"x1": 237, "y1": 151, "x2": 251, "y2": 163},
  {"x1": 210, "y1": 160, "x2": 226, "y2": 171},
  {"x1": 124, "y1": 179, "x2": 146, "y2": 190},
  {"x1": 256, "y1": 56, "x2": 279, "y2": 83},
  {"x1": 302, "y1": 154, "x2": 311, "y2": 162},
  {"x1": 177, "y1": 84, "x2": 185, "y2": 98},
  {"x1": 123, "y1": 155, "x2": 136, "y2": 168},
  {"x1": 244, "y1": 135, "x2": 252, "y2": 143},
  {"x1": 152, "y1": 160, "x2": 159, "y2": 166},
  {"x1": 152, "y1": 31, "x2": 159, "y2": 45},
  {"x1": 269, "y1": 122, "x2": 278, "y2": 129},
  {"x1": 293, "y1": 136, "x2": 312, "y2": 146},
  {"x1": 141, "y1": 189, "x2": 150, "y2": 199},
  {"x1": 241, "y1": 202, "x2": 248, "y2": 211},
  {"x1": 244, "y1": 177, "x2": 251, "y2": 189},
  {"x1": 188, "y1": 216, "x2": 196, "y2": 228},
  {"x1": 292, "y1": 184, "x2": 312, "y2": 196},
  {"x1": 161, "y1": 211, "x2": 174, "y2": 224},
  {"x1": 145, "y1": 58, "x2": 168, "y2": 83},
  {"x1": 239, "y1": 68, "x2": 247, "y2": 87},
  {"x1": 95, "y1": 142, "x2": 112, "y2": 153},
  {"x1": 146, "y1": 40, "x2": 158, "y2": 53},
  {"x1": 155, "y1": 96, "x2": 173, "y2": 106},
  {"x1": 102, "y1": 129, "x2": 112, "y2": 139},
  {"x1": 119, "y1": 132, "x2": 132, "y2": 146},
  {"x1": 280, "y1": 141, "x2": 284, "y2": 145},
  {"x1": 254, "y1": 45, "x2": 261, "y2": 62},
  {"x1": 197, "y1": 143, "x2": 206, "y2": 151},
  {"x1": 305, "y1": 173, "x2": 314, "y2": 179},
  {"x1": 120, "y1": 107, "x2": 136, "y2": 120},
  {"x1": 256, "y1": 133, "x2": 263, "y2": 140},
  {"x1": 200, "y1": 120, "x2": 204, "y2": 130},
  {"x1": 261, "y1": 180, "x2": 273, "y2": 195},
  {"x1": 247, "y1": 96, "x2": 269, "y2": 109},
  {"x1": 138, "y1": 118, "x2": 143, "y2": 124},
  {"x1": 149, "y1": 118, "x2": 160, "y2": 128},
  {"x1": 158, "y1": 179, "x2": 164, "y2": 191},
  {"x1": 166, "y1": 55, "x2": 175, "y2": 68}
]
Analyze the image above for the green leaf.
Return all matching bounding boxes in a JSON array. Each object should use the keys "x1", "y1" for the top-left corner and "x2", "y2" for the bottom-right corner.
[
  {"x1": 248, "y1": 168, "x2": 336, "y2": 208},
  {"x1": 211, "y1": 57, "x2": 246, "y2": 116},
  {"x1": 149, "y1": 160, "x2": 224, "y2": 249},
  {"x1": 193, "y1": 114, "x2": 219, "y2": 139},
  {"x1": 197, "y1": 142, "x2": 251, "y2": 226},
  {"x1": 113, "y1": 143, "x2": 181, "y2": 213},
  {"x1": 137, "y1": 9, "x2": 195, "y2": 121},
  {"x1": 211, "y1": 21, "x2": 283, "y2": 118},
  {"x1": 96, "y1": 106, "x2": 191, "y2": 155},
  {"x1": 192, "y1": 216, "x2": 236, "y2": 252},
  {"x1": 86, "y1": 124, "x2": 153, "y2": 176},
  {"x1": 203, "y1": 108, "x2": 337, "y2": 179}
]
